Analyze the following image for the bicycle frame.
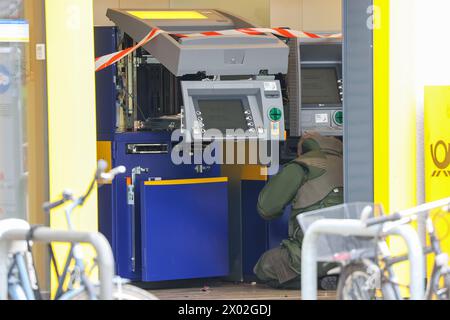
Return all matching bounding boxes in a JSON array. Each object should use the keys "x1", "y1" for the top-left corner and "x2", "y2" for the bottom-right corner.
[
  {"x1": 342, "y1": 200, "x2": 450, "y2": 300},
  {"x1": 0, "y1": 219, "x2": 39, "y2": 300},
  {"x1": 381, "y1": 209, "x2": 449, "y2": 299},
  {"x1": 41, "y1": 162, "x2": 125, "y2": 300},
  {"x1": 300, "y1": 219, "x2": 425, "y2": 300},
  {"x1": 2, "y1": 161, "x2": 123, "y2": 300},
  {"x1": 50, "y1": 242, "x2": 97, "y2": 300},
  {"x1": 0, "y1": 226, "x2": 115, "y2": 300},
  {"x1": 332, "y1": 239, "x2": 403, "y2": 299},
  {"x1": 48, "y1": 183, "x2": 101, "y2": 300},
  {"x1": 8, "y1": 253, "x2": 36, "y2": 300},
  {"x1": 6, "y1": 228, "x2": 98, "y2": 301}
]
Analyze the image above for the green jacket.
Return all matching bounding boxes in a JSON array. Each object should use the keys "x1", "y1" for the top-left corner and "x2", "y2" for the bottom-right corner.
[
  {"x1": 258, "y1": 154, "x2": 344, "y2": 233},
  {"x1": 257, "y1": 142, "x2": 344, "y2": 274}
]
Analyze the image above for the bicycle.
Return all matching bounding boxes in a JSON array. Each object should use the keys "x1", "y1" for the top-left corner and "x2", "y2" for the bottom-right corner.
[
  {"x1": 2, "y1": 218, "x2": 40, "y2": 300},
  {"x1": 335, "y1": 198, "x2": 450, "y2": 300},
  {"x1": 6, "y1": 160, "x2": 158, "y2": 300}
]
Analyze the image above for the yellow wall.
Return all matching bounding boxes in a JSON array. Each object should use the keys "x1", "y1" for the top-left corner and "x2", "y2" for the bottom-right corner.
[
  {"x1": 374, "y1": 0, "x2": 417, "y2": 213},
  {"x1": 413, "y1": 0, "x2": 450, "y2": 279},
  {"x1": 373, "y1": 0, "x2": 390, "y2": 216},
  {"x1": 389, "y1": 0, "x2": 418, "y2": 292},
  {"x1": 416, "y1": 0, "x2": 450, "y2": 208},
  {"x1": 388, "y1": 0, "x2": 417, "y2": 213},
  {"x1": 45, "y1": 0, "x2": 98, "y2": 293},
  {"x1": 374, "y1": 0, "x2": 418, "y2": 295},
  {"x1": 375, "y1": 0, "x2": 450, "y2": 296}
]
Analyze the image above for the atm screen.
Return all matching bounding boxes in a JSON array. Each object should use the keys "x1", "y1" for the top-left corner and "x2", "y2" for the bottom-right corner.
[
  {"x1": 197, "y1": 99, "x2": 249, "y2": 133},
  {"x1": 301, "y1": 68, "x2": 340, "y2": 105}
]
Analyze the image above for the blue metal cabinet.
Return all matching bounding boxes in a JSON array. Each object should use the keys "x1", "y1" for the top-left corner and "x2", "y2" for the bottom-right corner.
[
  {"x1": 110, "y1": 132, "x2": 221, "y2": 280},
  {"x1": 94, "y1": 26, "x2": 117, "y2": 142},
  {"x1": 241, "y1": 180, "x2": 290, "y2": 278},
  {"x1": 140, "y1": 179, "x2": 229, "y2": 281},
  {"x1": 241, "y1": 180, "x2": 268, "y2": 278}
]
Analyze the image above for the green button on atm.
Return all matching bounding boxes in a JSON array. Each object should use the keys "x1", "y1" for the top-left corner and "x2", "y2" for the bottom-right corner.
[
  {"x1": 269, "y1": 107, "x2": 283, "y2": 122},
  {"x1": 333, "y1": 111, "x2": 344, "y2": 126}
]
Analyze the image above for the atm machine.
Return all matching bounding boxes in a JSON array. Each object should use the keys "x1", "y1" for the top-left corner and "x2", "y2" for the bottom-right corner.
[
  {"x1": 288, "y1": 38, "x2": 343, "y2": 137},
  {"x1": 95, "y1": 9, "x2": 288, "y2": 283}
]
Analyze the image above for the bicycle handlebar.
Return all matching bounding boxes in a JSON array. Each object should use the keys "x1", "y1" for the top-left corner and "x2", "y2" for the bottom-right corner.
[
  {"x1": 365, "y1": 212, "x2": 403, "y2": 227},
  {"x1": 42, "y1": 190, "x2": 74, "y2": 212},
  {"x1": 43, "y1": 160, "x2": 126, "y2": 212},
  {"x1": 80, "y1": 160, "x2": 115, "y2": 204},
  {"x1": 96, "y1": 160, "x2": 108, "y2": 179},
  {"x1": 364, "y1": 198, "x2": 450, "y2": 228},
  {"x1": 99, "y1": 165, "x2": 126, "y2": 181},
  {"x1": 43, "y1": 199, "x2": 68, "y2": 212}
]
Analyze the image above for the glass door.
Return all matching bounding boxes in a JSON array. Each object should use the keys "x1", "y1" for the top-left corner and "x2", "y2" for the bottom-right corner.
[
  {"x1": 0, "y1": 0, "x2": 28, "y2": 220},
  {"x1": 0, "y1": 0, "x2": 49, "y2": 292}
]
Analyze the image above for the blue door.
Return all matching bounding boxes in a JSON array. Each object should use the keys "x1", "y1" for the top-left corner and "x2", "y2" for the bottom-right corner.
[{"x1": 140, "y1": 178, "x2": 229, "y2": 281}]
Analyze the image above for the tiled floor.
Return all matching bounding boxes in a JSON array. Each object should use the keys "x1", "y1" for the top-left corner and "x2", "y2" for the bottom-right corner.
[{"x1": 149, "y1": 282, "x2": 336, "y2": 300}]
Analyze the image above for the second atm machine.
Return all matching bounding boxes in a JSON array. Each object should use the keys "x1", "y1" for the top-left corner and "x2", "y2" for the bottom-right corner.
[{"x1": 95, "y1": 9, "x2": 343, "y2": 283}]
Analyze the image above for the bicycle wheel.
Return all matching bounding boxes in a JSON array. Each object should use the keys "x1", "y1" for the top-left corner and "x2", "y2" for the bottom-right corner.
[
  {"x1": 8, "y1": 283, "x2": 28, "y2": 300},
  {"x1": 429, "y1": 269, "x2": 450, "y2": 300},
  {"x1": 444, "y1": 273, "x2": 450, "y2": 300},
  {"x1": 337, "y1": 263, "x2": 377, "y2": 300},
  {"x1": 70, "y1": 284, "x2": 159, "y2": 300}
]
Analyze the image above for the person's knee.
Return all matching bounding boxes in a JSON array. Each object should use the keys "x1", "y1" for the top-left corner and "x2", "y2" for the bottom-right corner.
[
  {"x1": 254, "y1": 246, "x2": 299, "y2": 287},
  {"x1": 254, "y1": 249, "x2": 279, "y2": 282}
]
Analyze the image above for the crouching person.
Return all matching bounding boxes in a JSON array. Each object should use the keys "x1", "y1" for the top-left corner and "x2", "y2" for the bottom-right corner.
[{"x1": 254, "y1": 132, "x2": 343, "y2": 290}]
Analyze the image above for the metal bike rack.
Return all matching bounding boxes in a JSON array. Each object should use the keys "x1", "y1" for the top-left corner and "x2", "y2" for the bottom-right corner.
[
  {"x1": 300, "y1": 219, "x2": 425, "y2": 300},
  {"x1": 0, "y1": 227, "x2": 115, "y2": 300}
]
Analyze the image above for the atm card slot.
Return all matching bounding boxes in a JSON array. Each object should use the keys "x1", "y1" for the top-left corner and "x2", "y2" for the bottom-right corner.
[{"x1": 126, "y1": 144, "x2": 169, "y2": 154}]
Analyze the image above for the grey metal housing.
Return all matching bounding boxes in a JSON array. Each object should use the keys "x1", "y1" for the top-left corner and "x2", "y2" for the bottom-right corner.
[
  {"x1": 343, "y1": 0, "x2": 374, "y2": 203},
  {"x1": 106, "y1": 8, "x2": 289, "y2": 76},
  {"x1": 287, "y1": 38, "x2": 343, "y2": 137},
  {"x1": 181, "y1": 80, "x2": 286, "y2": 142}
]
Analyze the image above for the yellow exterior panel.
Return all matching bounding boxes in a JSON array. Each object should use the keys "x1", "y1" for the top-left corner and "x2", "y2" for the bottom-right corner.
[
  {"x1": 127, "y1": 10, "x2": 207, "y2": 20},
  {"x1": 388, "y1": 0, "x2": 418, "y2": 297},
  {"x1": 373, "y1": 0, "x2": 390, "y2": 212},
  {"x1": 424, "y1": 86, "x2": 450, "y2": 260},
  {"x1": 388, "y1": 0, "x2": 417, "y2": 212},
  {"x1": 374, "y1": 0, "x2": 418, "y2": 296},
  {"x1": 45, "y1": 0, "x2": 98, "y2": 295}
]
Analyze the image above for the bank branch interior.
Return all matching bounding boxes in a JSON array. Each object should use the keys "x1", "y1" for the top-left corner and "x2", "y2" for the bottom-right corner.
[{"x1": 0, "y1": 0, "x2": 450, "y2": 301}]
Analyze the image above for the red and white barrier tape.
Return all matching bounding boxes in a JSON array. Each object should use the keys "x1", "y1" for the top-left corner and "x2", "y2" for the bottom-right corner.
[
  {"x1": 95, "y1": 27, "x2": 342, "y2": 72},
  {"x1": 95, "y1": 27, "x2": 163, "y2": 72}
]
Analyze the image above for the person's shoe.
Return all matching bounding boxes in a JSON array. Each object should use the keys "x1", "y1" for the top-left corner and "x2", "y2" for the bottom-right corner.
[{"x1": 318, "y1": 275, "x2": 339, "y2": 291}]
